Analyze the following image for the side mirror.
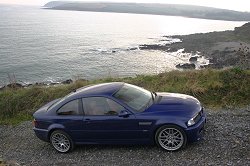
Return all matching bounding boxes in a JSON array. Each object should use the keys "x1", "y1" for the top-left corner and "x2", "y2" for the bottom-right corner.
[{"x1": 118, "y1": 110, "x2": 131, "y2": 118}]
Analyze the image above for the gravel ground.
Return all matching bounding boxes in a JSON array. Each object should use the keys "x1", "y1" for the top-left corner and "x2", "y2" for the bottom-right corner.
[{"x1": 0, "y1": 108, "x2": 250, "y2": 166}]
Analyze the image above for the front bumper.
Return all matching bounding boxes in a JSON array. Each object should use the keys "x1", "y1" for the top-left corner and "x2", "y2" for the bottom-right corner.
[
  {"x1": 33, "y1": 127, "x2": 50, "y2": 142},
  {"x1": 185, "y1": 114, "x2": 206, "y2": 142}
]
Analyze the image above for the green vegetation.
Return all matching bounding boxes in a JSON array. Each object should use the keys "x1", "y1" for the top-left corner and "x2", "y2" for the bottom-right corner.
[{"x1": 0, "y1": 68, "x2": 249, "y2": 125}]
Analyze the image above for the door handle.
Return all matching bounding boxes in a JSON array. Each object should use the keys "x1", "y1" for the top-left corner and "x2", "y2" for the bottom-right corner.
[{"x1": 85, "y1": 118, "x2": 91, "y2": 123}]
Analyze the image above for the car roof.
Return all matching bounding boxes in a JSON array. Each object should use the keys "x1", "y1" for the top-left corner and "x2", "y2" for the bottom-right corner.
[{"x1": 68, "y1": 82, "x2": 124, "y2": 99}]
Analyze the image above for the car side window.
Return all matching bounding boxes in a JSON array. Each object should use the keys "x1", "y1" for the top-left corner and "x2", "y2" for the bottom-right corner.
[
  {"x1": 82, "y1": 97, "x2": 125, "y2": 116},
  {"x1": 57, "y1": 99, "x2": 80, "y2": 115}
]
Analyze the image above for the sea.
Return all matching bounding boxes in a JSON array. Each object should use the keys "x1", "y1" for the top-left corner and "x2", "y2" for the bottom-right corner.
[{"x1": 0, "y1": 5, "x2": 246, "y2": 86}]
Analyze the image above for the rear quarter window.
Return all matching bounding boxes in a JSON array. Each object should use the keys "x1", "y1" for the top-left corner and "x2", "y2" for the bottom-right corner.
[{"x1": 57, "y1": 99, "x2": 81, "y2": 115}]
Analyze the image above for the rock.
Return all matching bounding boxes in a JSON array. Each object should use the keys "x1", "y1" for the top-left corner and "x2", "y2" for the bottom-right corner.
[
  {"x1": 139, "y1": 44, "x2": 168, "y2": 51},
  {"x1": 35, "y1": 82, "x2": 46, "y2": 86},
  {"x1": 128, "y1": 47, "x2": 138, "y2": 51},
  {"x1": 6, "y1": 83, "x2": 23, "y2": 88},
  {"x1": 75, "y1": 79, "x2": 88, "y2": 83},
  {"x1": 112, "y1": 50, "x2": 116, "y2": 53},
  {"x1": 167, "y1": 47, "x2": 179, "y2": 52},
  {"x1": 50, "y1": 82, "x2": 59, "y2": 85},
  {"x1": 189, "y1": 56, "x2": 198, "y2": 62},
  {"x1": 222, "y1": 50, "x2": 234, "y2": 54},
  {"x1": 209, "y1": 58, "x2": 217, "y2": 64},
  {"x1": 62, "y1": 79, "x2": 73, "y2": 84},
  {"x1": 176, "y1": 63, "x2": 195, "y2": 69},
  {"x1": 26, "y1": 84, "x2": 33, "y2": 87}
]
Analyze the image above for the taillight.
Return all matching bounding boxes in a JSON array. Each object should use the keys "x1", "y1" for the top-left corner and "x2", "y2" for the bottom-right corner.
[{"x1": 32, "y1": 119, "x2": 38, "y2": 127}]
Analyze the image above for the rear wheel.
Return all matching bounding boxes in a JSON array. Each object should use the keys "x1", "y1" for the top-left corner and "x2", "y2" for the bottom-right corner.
[
  {"x1": 50, "y1": 130, "x2": 74, "y2": 153},
  {"x1": 155, "y1": 125, "x2": 187, "y2": 151}
]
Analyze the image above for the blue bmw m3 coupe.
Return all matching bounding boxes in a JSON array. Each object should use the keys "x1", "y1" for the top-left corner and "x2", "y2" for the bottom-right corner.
[{"x1": 33, "y1": 82, "x2": 206, "y2": 153}]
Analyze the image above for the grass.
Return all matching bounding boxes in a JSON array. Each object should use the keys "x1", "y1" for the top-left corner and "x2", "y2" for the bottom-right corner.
[{"x1": 0, "y1": 68, "x2": 249, "y2": 125}]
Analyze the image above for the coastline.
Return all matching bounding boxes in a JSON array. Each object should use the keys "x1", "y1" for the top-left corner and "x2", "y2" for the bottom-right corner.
[
  {"x1": 0, "y1": 22, "x2": 249, "y2": 88},
  {"x1": 0, "y1": 79, "x2": 76, "y2": 91},
  {"x1": 140, "y1": 22, "x2": 250, "y2": 69}
]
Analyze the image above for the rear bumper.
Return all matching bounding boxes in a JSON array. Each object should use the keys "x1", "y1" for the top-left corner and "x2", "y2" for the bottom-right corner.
[
  {"x1": 185, "y1": 114, "x2": 206, "y2": 143},
  {"x1": 33, "y1": 127, "x2": 49, "y2": 142}
]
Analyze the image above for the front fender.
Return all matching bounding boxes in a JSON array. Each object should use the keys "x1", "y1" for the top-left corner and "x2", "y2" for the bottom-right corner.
[
  {"x1": 150, "y1": 117, "x2": 187, "y2": 140},
  {"x1": 154, "y1": 117, "x2": 187, "y2": 129}
]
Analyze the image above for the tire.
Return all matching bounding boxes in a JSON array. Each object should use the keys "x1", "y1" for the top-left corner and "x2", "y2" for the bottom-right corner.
[
  {"x1": 155, "y1": 125, "x2": 187, "y2": 151},
  {"x1": 50, "y1": 130, "x2": 74, "y2": 153}
]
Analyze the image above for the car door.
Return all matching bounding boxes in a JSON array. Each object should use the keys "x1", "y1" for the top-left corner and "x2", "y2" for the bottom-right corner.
[
  {"x1": 55, "y1": 99, "x2": 84, "y2": 142},
  {"x1": 81, "y1": 97, "x2": 142, "y2": 143}
]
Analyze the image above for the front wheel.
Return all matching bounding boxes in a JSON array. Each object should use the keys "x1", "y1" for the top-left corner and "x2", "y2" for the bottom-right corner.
[
  {"x1": 50, "y1": 130, "x2": 74, "y2": 153},
  {"x1": 155, "y1": 125, "x2": 187, "y2": 151}
]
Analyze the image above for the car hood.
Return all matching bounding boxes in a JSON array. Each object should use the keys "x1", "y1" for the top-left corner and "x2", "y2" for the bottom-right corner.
[
  {"x1": 156, "y1": 92, "x2": 200, "y2": 105},
  {"x1": 144, "y1": 92, "x2": 201, "y2": 118}
]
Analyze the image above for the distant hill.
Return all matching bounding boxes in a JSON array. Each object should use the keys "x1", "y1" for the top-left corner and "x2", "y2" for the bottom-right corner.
[{"x1": 44, "y1": 1, "x2": 250, "y2": 21}]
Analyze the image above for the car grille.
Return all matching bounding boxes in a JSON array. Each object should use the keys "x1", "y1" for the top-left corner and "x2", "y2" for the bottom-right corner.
[{"x1": 200, "y1": 107, "x2": 204, "y2": 114}]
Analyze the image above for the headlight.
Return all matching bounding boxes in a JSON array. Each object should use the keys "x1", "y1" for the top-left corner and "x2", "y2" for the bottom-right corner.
[
  {"x1": 187, "y1": 112, "x2": 200, "y2": 126},
  {"x1": 187, "y1": 118, "x2": 195, "y2": 126}
]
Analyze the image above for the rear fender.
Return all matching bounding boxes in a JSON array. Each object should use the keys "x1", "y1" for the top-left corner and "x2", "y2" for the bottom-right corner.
[{"x1": 47, "y1": 123, "x2": 66, "y2": 139}]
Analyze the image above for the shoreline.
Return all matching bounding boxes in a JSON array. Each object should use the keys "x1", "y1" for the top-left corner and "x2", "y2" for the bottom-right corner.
[
  {"x1": 140, "y1": 22, "x2": 250, "y2": 69},
  {"x1": 1, "y1": 23, "x2": 249, "y2": 88},
  {"x1": 0, "y1": 79, "x2": 77, "y2": 90}
]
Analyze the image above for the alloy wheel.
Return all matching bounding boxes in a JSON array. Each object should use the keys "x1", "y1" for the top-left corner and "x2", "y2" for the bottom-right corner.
[
  {"x1": 156, "y1": 125, "x2": 186, "y2": 151},
  {"x1": 50, "y1": 131, "x2": 72, "y2": 153}
]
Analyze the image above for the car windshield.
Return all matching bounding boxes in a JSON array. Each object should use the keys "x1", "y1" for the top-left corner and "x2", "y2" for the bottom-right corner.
[{"x1": 113, "y1": 84, "x2": 152, "y2": 112}]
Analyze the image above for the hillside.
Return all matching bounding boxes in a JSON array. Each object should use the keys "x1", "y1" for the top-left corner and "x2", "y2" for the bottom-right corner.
[
  {"x1": 43, "y1": 1, "x2": 250, "y2": 21},
  {"x1": 0, "y1": 69, "x2": 249, "y2": 125}
]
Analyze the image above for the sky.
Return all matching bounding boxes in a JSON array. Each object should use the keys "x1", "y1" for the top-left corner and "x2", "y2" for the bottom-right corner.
[{"x1": 0, "y1": 0, "x2": 250, "y2": 12}]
